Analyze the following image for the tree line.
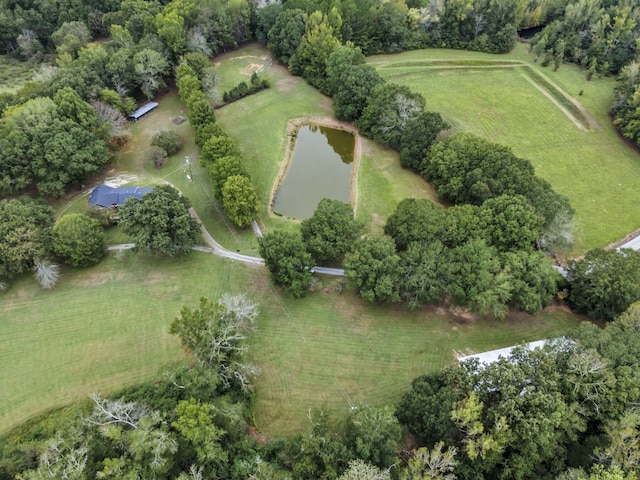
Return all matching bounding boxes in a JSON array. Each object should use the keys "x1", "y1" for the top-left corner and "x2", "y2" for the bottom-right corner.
[{"x1": 175, "y1": 58, "x2": 261, "y2": 228}]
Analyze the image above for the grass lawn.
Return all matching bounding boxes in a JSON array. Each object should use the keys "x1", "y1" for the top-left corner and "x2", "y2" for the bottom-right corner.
[
  {"x1": 369, "y1": 44, "x2": 640, "y2": 253},
  {"x1": 0, "y1": 250, "x2": 262, "y2": 434},
  {"x1": 0, "y1": 246, "x2": 583, "y2": 437},
  {"x1": 213, "y1": 44, "x2": 438, "y2": 236},
  {"x1": 250, "y1": 285, "x2": 582, "y2": 437},
  {"x1": 0, "y1": 56, "x2": 33, "y2": 93},
  {"x1": 0, "y1": 44, "x2": 590, "y2": 438}
]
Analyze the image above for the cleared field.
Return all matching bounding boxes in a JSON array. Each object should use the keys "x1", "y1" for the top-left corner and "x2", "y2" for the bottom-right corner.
[
  {"x1": 370, "y1": 44, "x2": 640, "y2": 253},
  {"x1": 0, "y1": 45, "x2": 587, "y2": 438},
  {"x1": 0, "y1": 251, "x2": 261, "y2": 434},
  {"x1": 213, "y1": 44, "x2": 438, "y2": 235},
  {"x1": 250, "y1": 287, "x2": 581, "y2": 437}
]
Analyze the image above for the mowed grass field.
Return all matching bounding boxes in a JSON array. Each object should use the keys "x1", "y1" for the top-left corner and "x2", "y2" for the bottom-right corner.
[
  {"x1": 213, "y1": 44, "x2": 439, "y2": 236},
  {"x1": 370, "y1": 44, "x2": 640, "y2": 253},
  {"x1": 0, "y1": 251, "x2": 261, "y2": 434},
  {"x1": 1, "y1": 44, "x2": 587, "y2": 438}
]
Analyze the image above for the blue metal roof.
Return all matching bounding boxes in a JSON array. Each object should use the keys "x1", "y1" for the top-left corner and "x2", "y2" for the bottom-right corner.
[
  {"x1": 128, "y1": 102, "x2": 159, "y2": 120},
  {"x1": 88, "y1": 185, "x2": 153, "y2": 207}
]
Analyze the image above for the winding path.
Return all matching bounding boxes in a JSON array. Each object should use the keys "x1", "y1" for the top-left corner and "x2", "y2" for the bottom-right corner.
[{"x1": 108, "y1": 207, "x2": 346, "y2": 276}]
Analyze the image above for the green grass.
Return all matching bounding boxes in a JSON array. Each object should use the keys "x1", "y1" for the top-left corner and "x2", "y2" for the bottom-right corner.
[
  {"x1": 0, "y1": 44, "x2": 590, "y2": 438},
  {"x1": 0, "y1": 56, "x2": 33, "y2": 93},
  {"x1": 0, "y1": 250, "x2": 260, "y2": 434},
  {"x1": 213, "y1": 44, "x2": 438, "y2": 236},
  {"x1": 370, "y1": 44, "x2": 640, "y2": 253},
  {"x1": 250, "y1": 285, "x2": 582, "y2": 436}
]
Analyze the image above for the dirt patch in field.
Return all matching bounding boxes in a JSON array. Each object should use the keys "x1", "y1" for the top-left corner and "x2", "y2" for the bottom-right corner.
[
  {"x1": 71, "y1": 270, "x2": 127, "y2": 287},
  {"x1": 173, "y1": 116, "x2": 186, "y2": 125},
  {"x1": 276, "y1": 75, "x2": 299, "y2": 93},
  {"x1": 240, "y1": 63, "x2": 265, "y2": 76}
]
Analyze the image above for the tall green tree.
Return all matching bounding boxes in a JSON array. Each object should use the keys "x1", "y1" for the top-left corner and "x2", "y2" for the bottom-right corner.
[
  {"x1": 221, "y1": 175, "x2": 259, "y2": 228},
  {"x1": 423, "y1": 132, "x2": 536, "y2": 206},
  {"x1": 119, "y1": 185, "x2": 201, "y2": 256},
  {"x1": 300, "y1": 198, "x2": 363, "y2": 262},
  {"x1": 259, "y1": 230, "x2": 314, "y2": 298},
  {"x1": 342, "y1": 405, "x2": 402, "y2": 468},
  {"x1": 357, "y1": 83, "x2": 425, "y2": 150},
  {"x1": 568, "y1": 248, "x2": 640, "y2": 321},
  {"x1": 53, "y1": 213, "x2": 105, "y2": 267},
  {"x1": 208, "y1": 156, "x2": 249, "y2": 201},
  {"x1": 0, "y1": 197, "x2": 54, "y2": 279},
  {"x1": 289, "y1": 9, "x2": 342, "y2": 92},
  {"x1": 344, "y1": 236, "x2": 401, "y2": 303},
  {"x1": 267, "y1": 8, "x2": 307, "y2": 64},
  {"x1": 399, "y1": 111, "x2": 449, "y2": 170}
]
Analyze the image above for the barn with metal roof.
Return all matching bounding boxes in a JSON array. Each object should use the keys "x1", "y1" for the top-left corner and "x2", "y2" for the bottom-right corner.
[{"x1": 128, "y1": 102, "x2": 159, "y2": 121}]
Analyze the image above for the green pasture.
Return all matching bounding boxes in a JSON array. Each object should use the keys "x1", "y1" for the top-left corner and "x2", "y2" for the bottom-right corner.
[
  {"x1": 370, "y1": 43, "x2": 640, "y2": 253},
  {"x1": 0, "y1": 44, "x2": 591, "y2": 439},
  {"x1": 250, "y1": 287, "x2": 581, "y2": 437},
  {"x1": 0, "y1": 246, "x2": 583, "y2": 437},
  {"x1": 0, "y1": 251, "x2": 260, "y2": 434},
  {"x1": 213, "y1": 44, "x2": 437, "y2": 235},
  {"x1": 0, "y1": 56, "x2": 33, "y2": 93}
]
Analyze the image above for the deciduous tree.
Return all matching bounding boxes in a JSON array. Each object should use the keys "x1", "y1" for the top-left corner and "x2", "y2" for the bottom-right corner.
[
  {"x1": 53, "y1": 213, "x2": 105, "y2": 267},
  {"x1": 0, "y1": 197, "x2": 54, "y2": 279},
  {"x1": 258, "y1": 230, "x2": 313, "y2": 298},
  {"x1": 221, "y1": 175, "x2": 259, "y2": 228},
  {"x1": 344, "y1": 235, "x2": 401, "y2": 303},
  {"x1": 300, "y1": 198, "x2": 363, "y2": 262},
  {"x1": 119, "y1": 185, "x2": 200, "y2": 256},
  {"x1": 568, "y1": 248, "x2": 640, "y2": 321}
]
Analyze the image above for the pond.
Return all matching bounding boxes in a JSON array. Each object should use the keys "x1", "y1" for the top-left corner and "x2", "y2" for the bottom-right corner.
[{"x1": 273, "y1": 124, "x2": 355, "y2": 220}]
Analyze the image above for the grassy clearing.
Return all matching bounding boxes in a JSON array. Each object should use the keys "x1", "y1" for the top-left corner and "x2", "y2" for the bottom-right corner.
[
  {"x1": 0, "y1": 45, "x2": 589, "y2": 438},
  {"x1": 0, "y1": 250, "x2": 261, "y2": 434},
  {"x1": 370, "y1": 44, "x2": 640, "y2": 253},
  {"x1": 250, "y1": 284, "x2": 582, "y2": 436},
  {"x1": 213, "y1": 44, "x2": 437, "y2": 236},
  {"x1": 0, "y1": 56, "x2": 33, "y2": 93}
]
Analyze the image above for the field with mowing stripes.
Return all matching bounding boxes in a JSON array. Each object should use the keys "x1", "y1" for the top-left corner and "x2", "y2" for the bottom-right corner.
[
  {"x1": 370, "y1": 44, "x2": 640, "y2": 253},
  {"x1": 1, "y1": 44, "x2": 589, "y2": 438}
]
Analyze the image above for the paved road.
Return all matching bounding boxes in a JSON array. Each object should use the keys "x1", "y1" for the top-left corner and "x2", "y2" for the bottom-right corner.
[
  {"x1": 108, "y1": 209, "x2": 345, "y2": 276},
  {"x1": 110, "y1": 204, "x2": 640, "y2": 280}
]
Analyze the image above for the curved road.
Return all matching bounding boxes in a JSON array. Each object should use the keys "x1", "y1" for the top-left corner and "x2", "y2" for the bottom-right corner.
[
  {"x1": 108, "y1": 208, "x2": 346, "y2": 276},
  {"x1": 109, "y1": 205, "x2": 640, "y2": 279}
]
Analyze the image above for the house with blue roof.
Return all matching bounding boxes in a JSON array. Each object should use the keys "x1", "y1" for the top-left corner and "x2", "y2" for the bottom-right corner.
[{"x1": 88, "y1": 184, "x2": 153, "y2": 208}]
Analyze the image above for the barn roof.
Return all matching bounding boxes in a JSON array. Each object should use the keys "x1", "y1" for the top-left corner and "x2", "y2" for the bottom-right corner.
[
  {"x1": 458, "y1": 340, "x2": 549, "y2": 366},
  {"x1": 88, "y1": 184, "x2": 153, "y2": 208},
  {"x1": 128, "y1": 102, "x2": 159, "y2": 120}
]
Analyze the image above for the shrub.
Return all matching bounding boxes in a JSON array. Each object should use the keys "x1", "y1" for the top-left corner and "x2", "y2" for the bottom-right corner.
[
  {"x1": 151, "y1": 130, "x2": 183, "y2": 155},
  {"x1": 147, "y1": 146, "x2": 168, "y2": 168}
]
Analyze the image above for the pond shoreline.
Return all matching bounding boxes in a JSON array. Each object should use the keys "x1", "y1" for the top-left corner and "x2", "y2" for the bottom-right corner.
[{"x1": 269, "y1": 117, "x2": 362, "y2": 220}]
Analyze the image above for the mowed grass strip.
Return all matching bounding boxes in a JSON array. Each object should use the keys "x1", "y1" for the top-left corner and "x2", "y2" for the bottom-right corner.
[
  {"x1": 371, "y1": 45, "x2": 640, "y2": 253},
  {"x1": 0, "y1": 251, "x2": 261, "y2": 434},
  {"x1": 250, "y1": 280, "x2": 582, "y2": 437}
]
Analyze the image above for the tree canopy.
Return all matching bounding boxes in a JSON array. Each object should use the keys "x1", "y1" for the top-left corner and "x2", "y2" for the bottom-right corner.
[
  {"x1": 119, "y1": 185, "x2": 201, "y2": 256},
  {"x1": 568, "y1": 248, "x2": 640, "y2": 321},
  {"x1": 0, "y1": 197, "x2": 54, "y2": 279},
  {"x1": 258, "y1": 230, "x2": 314, "y2": 298},
  {"x1": 300, "y1": 198, "x2": 363, "y2": 262},
  {"x1": 53, "y1": 213, "x2": 105, "y2": 267}
]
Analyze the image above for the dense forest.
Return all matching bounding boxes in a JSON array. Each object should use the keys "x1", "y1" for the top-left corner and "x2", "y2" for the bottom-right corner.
[{"x1": 1, "y1": 0, "x2": 640, "y2": 478}]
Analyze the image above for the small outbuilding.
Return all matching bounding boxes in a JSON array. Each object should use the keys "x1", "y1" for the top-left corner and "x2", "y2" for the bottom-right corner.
[
  {"x1": 88, "y1": 184, "x2": 153, "y2": 208},
  {"x1": 128, "y1": 102, "x2": 159, "y2": 121}
]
